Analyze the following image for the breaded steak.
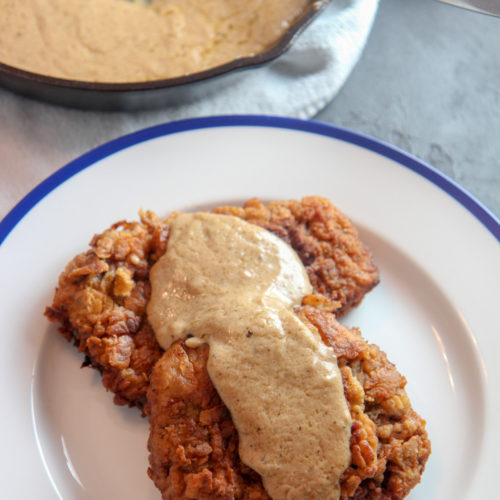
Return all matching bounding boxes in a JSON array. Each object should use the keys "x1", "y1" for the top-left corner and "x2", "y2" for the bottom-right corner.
[
  {"x1": 44, "y1": 196, "x2": 430, "y2": 498},
  {"x1": 147, "y1": 309, "x2": 430, "y2": 500},
  {"x1": 45, "y1": 197, "x2": 379, "y2": 410}
]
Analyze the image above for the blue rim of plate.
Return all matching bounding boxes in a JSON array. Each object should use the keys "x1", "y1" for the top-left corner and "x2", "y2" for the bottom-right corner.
[{"x1": 1, "y1": 114, "x2": 499, "y2": 245}]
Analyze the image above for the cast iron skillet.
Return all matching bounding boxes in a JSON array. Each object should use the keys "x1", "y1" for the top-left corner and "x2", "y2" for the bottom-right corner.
[{"x1": 0, "y1": 1, "x2": 330, "y2": 111}]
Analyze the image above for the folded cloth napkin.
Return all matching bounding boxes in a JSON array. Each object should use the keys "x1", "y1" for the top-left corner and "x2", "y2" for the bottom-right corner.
[
  {"x1": 0, "y1": 0, "x2": 379, "y2": 220},
  {"x1": 180, "y1": 0, "x2": 380, "y2": 118}
]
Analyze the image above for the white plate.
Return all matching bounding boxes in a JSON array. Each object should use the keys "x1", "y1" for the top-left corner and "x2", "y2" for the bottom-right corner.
[{"x1": 0, "y1": 116, "x2": 498, "y2": 500}]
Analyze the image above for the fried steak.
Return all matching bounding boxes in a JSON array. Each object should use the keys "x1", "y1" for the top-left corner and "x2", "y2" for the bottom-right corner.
[
  {"x1": 44, "y1": 196, "x2": 430, "y2": 499},
  {"x1": 45, "y1": 197, "x2": 379, "y2": 410},
  {"x1": 147, "y1": 310, "x2": 430, "y2": 500}
]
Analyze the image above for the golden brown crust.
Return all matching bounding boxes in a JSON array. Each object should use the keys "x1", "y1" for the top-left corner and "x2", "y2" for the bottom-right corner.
[
  {"x1": 146, "y1": 309, "x2": 430, "y2": 500},
  {"x1": 45, "y1": 214, "x2": 168, "y2": 409},
  {"x1": 300, "y1": 308, "x2": 430, "y2": 499},
  {"x1": 147, "y1": 341, "x2": 268, "y2": 500},
  {"x1": 215, "y1": 197, "x2": 379, "y2": 315},
  {"x1": 45, "y1": 197, "x2": 379, "y2": 409}
]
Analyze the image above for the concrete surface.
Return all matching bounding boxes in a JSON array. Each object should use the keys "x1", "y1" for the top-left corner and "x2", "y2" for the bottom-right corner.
[{"x1": 317, "y1": 0, "x2": 500, "y2": 218}]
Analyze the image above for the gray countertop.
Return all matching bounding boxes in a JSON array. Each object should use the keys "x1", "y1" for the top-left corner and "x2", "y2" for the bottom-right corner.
[
  {"x1": 317, "y1": 0, "x2": 500, "y2": 218},
  {"x1": 0, "y1": 0, "x2": 498, "y2": 222}
]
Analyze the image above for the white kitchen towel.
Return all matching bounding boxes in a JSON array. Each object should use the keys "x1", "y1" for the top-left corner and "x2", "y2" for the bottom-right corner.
[
  {"x1": 0, "y1": 0, "x2": 379, "y2": 219},
  {"x1": 153, "y1": 0, "x2": 381, "y2": 118}
]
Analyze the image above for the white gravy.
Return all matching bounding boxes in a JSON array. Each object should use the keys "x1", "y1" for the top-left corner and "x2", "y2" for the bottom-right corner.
[
  {"x1": 147, "y1": 213, "x2": 351, "y2": 500},
  {"x1": 0, "y1": 0, "x2": 309, "y2": 82}
]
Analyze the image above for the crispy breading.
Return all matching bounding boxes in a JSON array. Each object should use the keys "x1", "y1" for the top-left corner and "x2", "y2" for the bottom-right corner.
[
  {"x1": 45, "y1": 216, "x2": 166, "y2": 409},
  {"x1": 214, "y1": 198, "x2": 378, "y2": 315},
  {"x1": 45, "y1": 197, "x2": 379, "y2": 410},
  {"x1": 147, "y1": 341, "x2": 269, "y2": 500},
  {"x1": 147, "y1": 310, "x2": 430, "y2": 500}
]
